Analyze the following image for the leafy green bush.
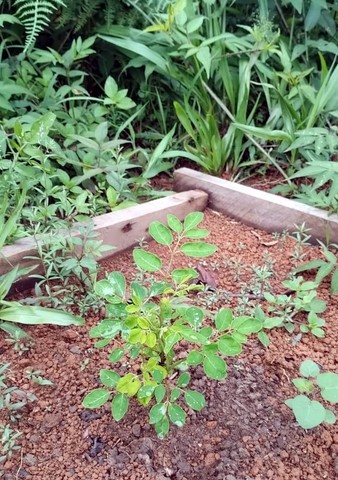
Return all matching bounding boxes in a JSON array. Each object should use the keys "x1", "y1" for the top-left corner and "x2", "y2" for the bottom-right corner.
[{"x1": 83, "y1": 212, "x2": 263, "y2": 437}]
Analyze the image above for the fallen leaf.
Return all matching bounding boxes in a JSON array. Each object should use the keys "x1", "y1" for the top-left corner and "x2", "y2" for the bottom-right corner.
[
  {"x1": 196, "y1": 263, "x2": 217, "y2": 289},
  {"x1": 261, "y1": 240, "x2": 278, "y2": 247}
]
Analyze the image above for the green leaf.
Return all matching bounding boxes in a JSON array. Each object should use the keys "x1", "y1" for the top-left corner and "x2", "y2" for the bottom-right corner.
[
  {"x1": 180, "y1": 327, "x2": 210, "y2": 344},
  {"x1": 117, "y1": 373, "x2": 141, "y2": 396},
  {"x1": 111, "y1": 393, "x2": 129, "y2": 421},
  {"x1": 294, "y1": 259, "x2": 326, "y2": 274},
  {"x1": 196, "y1": 45, "x2": 211, "y2": 78},
  {"x1": 109, "y1": 347, "x2": 125, "y2": 363},
  {"x1": 133, "y1": 249, "x2": 162, "y2": 272},
  {"x1": 104, "y1": 76, "x2": 118, "y2": 98},
  {"x1": 183, "y1": 212, "x2": 204, "y2": 231},
  {"x1": 172, "y1": 268, "x2": 199, "y2": 284},
  {"x1": 170, "y1": 387, "x2": 181, "y2": 402},
  {"x1": 106, "y1": 272, "x2": 126, "y2": 297},
  {"x1": 215, "y1": 308, "x2": 233, "y2": 331},
  {"x1": 183, "y1": 228, "x2": 209, "y2": 239},
  {"x1": 137, "y1": 385, "x2": 155, "y2": 400},
  {"x1": 149, "y1": 221, "x2": 173, "y2": 246},
  {"x1": 200, "y1": 326, "x2": 213, "y2": 338},
  {"x1": 154, "y1": 384, "x2": 166, "y2": 403},
  {"x1": 149, "y1": 403, "x2": 167, "y2": 424},
  {"x1": 89, "y1": 320, "x2": 122, "y2": 339},
  {"x1": 99, "y1": 369, "x2": 120, "y2": 388},
  {"x1": 168, "y1": 404, "x2": 186, "y2": 427},
  {"x1": 317, "y1": 373, "x2": 338, "y2": 403},
  {"x1": 300, "y1": 359, "x2": 320, "y2": 378},
  {"x1": 285, "y1": 395, "x2": 326, "y2": 429},
  {"x1": 164, "y1": 332, "x2": 181, "y2": 354},
  {"x1": 178, "y1": 372, "x2": 191, "y2": 388},
  {"x1": 305, "y1": 1, "x2": 321, "y2": 31},
  {"x1": 218, "y1": 336, "x2": 242, "y2": 356},
  {"x1": 292, "y1": 378, "x2": 315, "y2": 393},
  {"x1": 167, "y1": 214, "x2": 183, "y2": 233},
  {"x1": 82, "y1": 388, "x2": 110, "y2": 409},
  {"x1": 232, "y1": 317, "x2": 262, "y2": 335},
  {"x1": 263, "y1": 317, "x2": 283, "y2": 329},
  {"x1": 186, "y1": 307, "x2": 204, "y2": 327},
  {"x1": 203, "y1": 354, "x2": 227, "y2": 380},
  {"x1": 184, "y1": 390, "x2": 206, "y2": 411},
  {"x1": 331, "y1": 268, "x2": 338, "y2": 294},
  {"x1": 131, "y1": 282, "x2": 147, "y2": 302},
  {"x1": 145, "y1": 332, "x2": 157, "y2": 348},
  {"x1": 233, "y1": 122, "x2": 292, "y2": 142},
  {"x1": 0, "y1": 305, "x2": 84, "y2": 326},
  {"x1": 258, "y1": 331, "x2": 270, "y2": 347},
  {"x1": 312, "y1": 327, "x2": 325, "y2": 337},
  {"x1": 154, "y1": 415, "x2": 170, "y2": 438},
  {"x1": 30, "y1": 112, "x2": 56, "y2": 143},
  {"x1": 180, "y1": 242, "x2": 217, "y2": 258},
  {"x1": 324, "y1": 409, "x2": 336, "y2": 424},
  {"x1": 95, "y1": 280, "x2": 116, "y2": 298},
  {"x1": 186, "y1": 350, "x2": 204, "y2": 365}
]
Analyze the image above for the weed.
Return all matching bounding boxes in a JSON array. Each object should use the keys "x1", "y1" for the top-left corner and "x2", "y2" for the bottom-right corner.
[{"x1": 286, "y1": 359, "x2": 338, "y2": 429}]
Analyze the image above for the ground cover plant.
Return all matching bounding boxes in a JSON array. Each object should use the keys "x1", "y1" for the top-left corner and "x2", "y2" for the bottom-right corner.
[{"x1": 286, "y1": 359, "x2": 338, "y2": 429}]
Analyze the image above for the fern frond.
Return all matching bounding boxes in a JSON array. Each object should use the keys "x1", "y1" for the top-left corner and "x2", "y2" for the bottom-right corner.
[
  {"x1": 75, "y1": 0, "x2": 100, "y2": 32},
  {"x1": 14, "y1": 0, "x2": 65, "y2": 52}
]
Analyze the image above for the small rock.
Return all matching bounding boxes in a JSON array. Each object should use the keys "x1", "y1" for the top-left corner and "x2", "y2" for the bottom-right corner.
[
  {"x1": 177, "y1": 460, "x2": 191, "y2": 474},
  {"x1": 137, "y1": 453, "x2": 151, "y2": 465},
  {"x1": 4, "y1": 461, "x2": 14, "y2": 470},
  {"x1": 137, "y1": 437, "x2": 154, "y2": 456},
  {"x1": 23, "y1": 454, "x2": 37, "y2": 466},
  {"x1": 334, "y1": 456, "x2": 338, "y2": 474},
  {"x1": 69, "y1": 405, "x2": 77, "y2": 413},
  {"x1": 69, "y1": 345, "x2": 81, "y2": 355},
  {"x1": 226, "y1": 475, "x2": 236, "y2": 480},
  {"x1": 204, "y1": 452, "x2": 216, "y2": 467},
  {"x1": 132, "y1": 424, "x2": 141, "y2": 437},
  {"x1": 18, "y1": 469, "x2": 32, "y2": 479},
  {"x1": 115, "y1": 452, "x2": 129, "y2": 466}
]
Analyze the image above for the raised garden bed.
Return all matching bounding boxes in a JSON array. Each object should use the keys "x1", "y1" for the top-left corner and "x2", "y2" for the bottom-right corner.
[
  {"x1": 1, "y1": 204, "x2": 338, "y2": 479},
  {"x1": 0, "y1": 190, "x2": 208, "y2": 278}
]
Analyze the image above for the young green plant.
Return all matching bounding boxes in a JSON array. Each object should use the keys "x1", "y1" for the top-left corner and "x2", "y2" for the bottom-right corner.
[
  {"x1": 83, "y1": 212, "x2": 263, "y2": 437},
  {"x1": 285, "y1": 359, "x2": 338, "y2": 429}
]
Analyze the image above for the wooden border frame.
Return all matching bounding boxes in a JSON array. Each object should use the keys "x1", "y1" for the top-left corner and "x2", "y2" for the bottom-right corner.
[{"x1": 174, "y1": 168, "x2": 338, "y2": 244}]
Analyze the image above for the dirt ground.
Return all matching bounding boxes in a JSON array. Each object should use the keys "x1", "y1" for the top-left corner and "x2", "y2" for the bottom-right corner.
[{"x1": 1, "y1": 209, "x2": 338, "y2": 480}]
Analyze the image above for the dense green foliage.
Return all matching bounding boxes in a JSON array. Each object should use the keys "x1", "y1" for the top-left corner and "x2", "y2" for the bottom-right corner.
[{"x1": 1, "y1": 0, "x2": 338, "y2": 229}]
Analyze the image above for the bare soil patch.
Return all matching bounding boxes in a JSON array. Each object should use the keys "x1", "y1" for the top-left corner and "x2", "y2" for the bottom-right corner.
[{"x1": 1, "y1": 209, "x2": 338, "y2": 480}]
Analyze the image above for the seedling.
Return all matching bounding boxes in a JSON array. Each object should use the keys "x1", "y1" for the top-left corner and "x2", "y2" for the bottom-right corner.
[
  {"x1": 83, "y1": 213, "x2": 262, "y2": 437},
  {"x1": 285, "y1": 359, "x2": 338, "y2": 429},
  {"x1": 26, "y1": 369, "x2": 53, "y2": 386},
  {"x1": 262, "y1": 276, "x2": 326, "y2": 335},
  {"x1": 294, "y1": 241, "x2": 338, "y2": 295}
]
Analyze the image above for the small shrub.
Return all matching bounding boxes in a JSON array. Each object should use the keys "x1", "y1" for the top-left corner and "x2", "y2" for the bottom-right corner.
[{"x1": 83, "y1": 212, "x2": 262, "y2": 437}]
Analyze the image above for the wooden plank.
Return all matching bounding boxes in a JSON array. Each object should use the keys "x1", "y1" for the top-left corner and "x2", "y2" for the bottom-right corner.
[
  {"x1": 0, "y1": 190, "x2": 208, "y2": 277},
  {"x1": 174, "y1": 168, "x2": 338, "y2": 243}
]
